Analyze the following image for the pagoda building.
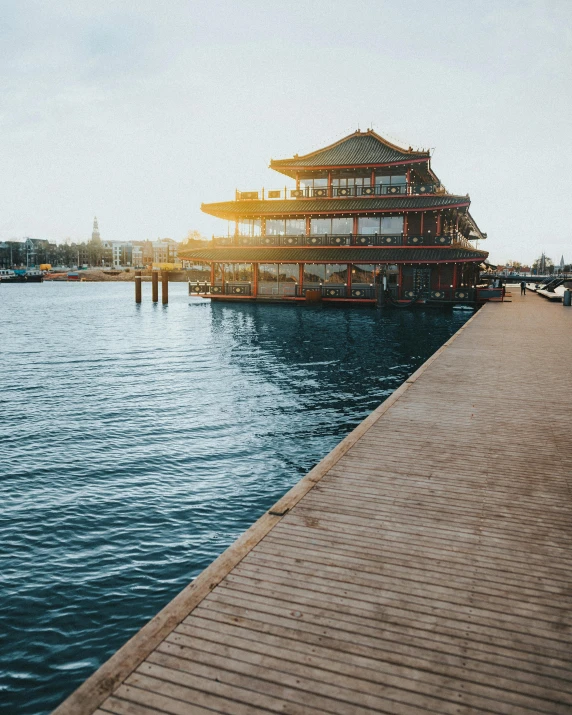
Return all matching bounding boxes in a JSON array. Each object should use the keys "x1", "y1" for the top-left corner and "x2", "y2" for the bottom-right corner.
[{"x1": 180, "y1": 130, "x2": 488, "y2": 304}]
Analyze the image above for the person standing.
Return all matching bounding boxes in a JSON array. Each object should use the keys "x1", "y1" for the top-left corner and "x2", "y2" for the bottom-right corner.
[{"x1": 520, "y1": 280, "x2": 526, "y2": 295}]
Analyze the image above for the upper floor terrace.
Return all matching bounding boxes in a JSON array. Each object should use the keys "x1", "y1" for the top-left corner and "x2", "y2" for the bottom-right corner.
[{"x1": 235, "y1": 180, "x2": 442, "y2": 201}]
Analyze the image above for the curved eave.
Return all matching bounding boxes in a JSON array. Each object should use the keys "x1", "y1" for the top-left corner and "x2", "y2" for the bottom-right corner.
[
  {"x1": 201, "y1": 195, "x2": 471, "y2": 220},
  {"x1": 270, "y1": 157, "x2": 430, "y2": 178},
  {"x1": 466, "y1": 210, "x2": 486, "y2": 240},
  {"x1": 179, "y1": 246, "x2": 488, "y2": 263}
]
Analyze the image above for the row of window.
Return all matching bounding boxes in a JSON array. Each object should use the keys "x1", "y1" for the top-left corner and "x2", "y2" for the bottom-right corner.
[
  {"x1": 238, "y1": 216, "x2": 404, "y2": 237},
  {"x1": 300, "y1": 175, "x2": 407, "y2": 189},
  {"x1": 188, "y1": 263, "x2": 380, "y2": 285}
]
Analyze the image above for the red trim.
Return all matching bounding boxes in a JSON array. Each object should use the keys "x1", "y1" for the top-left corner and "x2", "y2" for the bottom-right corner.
[
  {"x1": 272, "y1": 157, "x2": 429, "y2": 171},
  {"x1": 204, "y1": 201, "x2": 470, "y2": 219},
  {"x1": 203, "y1": 244, "x2": 481, "y2": 251},
  {"x1": 202, "y1": 257, "x2": 482, "y2": 265}
]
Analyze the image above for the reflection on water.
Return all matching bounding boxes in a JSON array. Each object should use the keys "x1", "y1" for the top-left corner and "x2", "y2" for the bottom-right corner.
[{"x1": 0, "y1": 282, "x2": 470, "y2": 714}]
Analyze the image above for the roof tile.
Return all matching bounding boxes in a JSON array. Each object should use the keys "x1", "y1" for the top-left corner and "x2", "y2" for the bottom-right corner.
[
  {"x1": 270, "y1": 132, "x2": 428, "y2": 169},
  {"x1": 202, "y1": 195, "x2": 470, "y2": 219},
  {"x1": 179, "y1": 246, "x2": 487, "y2": 263}
]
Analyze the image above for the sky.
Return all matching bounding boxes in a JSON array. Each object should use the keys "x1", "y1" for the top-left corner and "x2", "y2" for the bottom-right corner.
[{"x1": 1, "y1": 0, "x2": 571, "y2": 265}]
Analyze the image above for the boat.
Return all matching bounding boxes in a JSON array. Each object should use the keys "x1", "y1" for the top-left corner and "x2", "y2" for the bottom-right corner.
[
  {"x1": 67, "y1": 272, "x2": 80, "y2": 281},
  {"x1": 0, "y1": 269, "x2": 17, "y2": 282},
  {"x1": 22, "y1": 269, "x2": 43, "y2": 283},
  {"x1": 0, "y1": 269, "x2": 43, "y2": 283}
]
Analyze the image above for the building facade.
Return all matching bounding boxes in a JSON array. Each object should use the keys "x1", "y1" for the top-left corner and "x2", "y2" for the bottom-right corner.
[{"x1": 180, "y1": 130, "x2": 488, "y2": 304}]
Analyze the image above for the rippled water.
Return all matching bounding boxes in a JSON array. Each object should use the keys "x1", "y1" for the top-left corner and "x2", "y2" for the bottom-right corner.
[{"x1": 0, "y1": 282, "x2": 471, "y2": 713}]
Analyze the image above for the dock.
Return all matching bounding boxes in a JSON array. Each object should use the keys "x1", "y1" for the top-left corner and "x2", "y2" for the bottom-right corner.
[{"x1": 54, "y1": 290, "x2": 572, "y2": 715}]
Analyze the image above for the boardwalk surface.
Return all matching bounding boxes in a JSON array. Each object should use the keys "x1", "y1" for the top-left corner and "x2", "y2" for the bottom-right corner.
[{"x1": 55, "y1": 291, "x2": 572, "y2": 715}]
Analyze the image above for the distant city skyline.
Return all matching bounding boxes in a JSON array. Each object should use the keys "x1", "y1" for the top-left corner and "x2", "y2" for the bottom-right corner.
[{"x1": 1, "y1": 0, "x2": 571, "y2": 264}]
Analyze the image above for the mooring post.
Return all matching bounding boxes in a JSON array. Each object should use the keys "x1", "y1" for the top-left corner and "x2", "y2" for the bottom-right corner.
[
  {"x1": 162, "y1": 271, "x2": 169, "y2": 305},
  {"x1": 152, "y1": 271, "x2": 159, "y2": 302},
  {"x1": 135, "y1": 270, "x2": 142, "y2": 304}
]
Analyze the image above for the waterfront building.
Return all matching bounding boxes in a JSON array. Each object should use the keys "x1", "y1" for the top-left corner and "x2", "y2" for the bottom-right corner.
[
  {"x1": 107, "y1": 241, "x2": 133, "y2": 268},
  {"x1": 180, "y1": 130, "x2": 488, "y2": 304},
  {"x1": 152, "y1": 238, "x2": 178, "y2": 265}
]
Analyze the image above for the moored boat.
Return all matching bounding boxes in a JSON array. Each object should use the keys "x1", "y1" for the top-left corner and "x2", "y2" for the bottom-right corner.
[{"x1": 0, "y1": 269, "x2": 43, "y2": 282}]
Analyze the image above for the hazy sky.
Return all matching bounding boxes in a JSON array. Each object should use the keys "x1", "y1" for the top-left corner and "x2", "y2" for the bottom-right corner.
[{"x1": 1, "y1": 0, "x2": 571, "y2": 264}]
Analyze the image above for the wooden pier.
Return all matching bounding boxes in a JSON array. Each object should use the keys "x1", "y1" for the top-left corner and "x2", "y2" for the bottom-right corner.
[{"x1": 54, "y1": 290, "x2": 572, "y2": 715}]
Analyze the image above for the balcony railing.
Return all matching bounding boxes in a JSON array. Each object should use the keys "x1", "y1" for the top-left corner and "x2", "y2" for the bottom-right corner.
[
  {"x1": 189, "y1": 282, "x2": 475, "y2": 302},
  {"x1": 236, "y1": 183, "x2": 440, "y2": 201},
  {"x1": 213, "y1": 234, "x2": 454, "y2": 248}
]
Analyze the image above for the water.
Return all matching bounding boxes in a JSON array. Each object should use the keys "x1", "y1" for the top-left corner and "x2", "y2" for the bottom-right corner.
[{"x1": 0, "y1": 282, "x2": 471, "y2": 714}]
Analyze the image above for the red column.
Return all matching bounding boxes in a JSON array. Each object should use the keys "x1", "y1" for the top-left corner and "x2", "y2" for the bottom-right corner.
[
  {"x1": 420, "y1": 212, "x2": 424, "y2": 236},
  {"x1": 436, "y1": 212, "x2": 442, "y2": 236},
  {"x1": 305, "y1": 217, "x2": 311, "y2": 236},
  {"x1": 299, "y1": 263, "x2": 304, "y2": 291},
  {"x1": 253, "y1": 263, "x2": 258, "y2": 298},
  {"x1": 328, "y1": 172, "x2": 332, "y2": 197},
  {"x1": 353, "y1": 216, "x2": 359, "y2": 236},
  {"x1": 398, "y1": 264, "x2": 403, "y2": 299},
  {"x1": 403, "y1": 213, "x2": 409, "y2": 237},
  {"x1": 210, "y1": 263, "x2": 214, "y2": 286},
  {"x1": 347, "y1": 263, "x2": 352, "y2": 297}
]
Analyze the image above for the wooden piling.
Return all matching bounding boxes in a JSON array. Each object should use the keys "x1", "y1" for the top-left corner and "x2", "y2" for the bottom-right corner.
[
  {"x1": 304, "y1": 289, "x2": 322, "y2": 304},
  {"x1": 161, "y1": 272, "x2": 168, "y2": 305},
  {"x1": 135, "y1": 270, "x2": 142, "y2": 304},
  {"x1": 152, "y1": 271, "x2": 158, "y2": 302}
]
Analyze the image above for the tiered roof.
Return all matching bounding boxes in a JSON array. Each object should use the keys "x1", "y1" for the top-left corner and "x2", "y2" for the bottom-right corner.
[
  {"x1": 179, "y1": 246, "x2": 487, "y2": 263},
  {"x1": 201, "y1": 195, "x2": 469, "y2": 220},
  {"x1": 270, "y1": 130, "x2": 430, "y2": 175}
]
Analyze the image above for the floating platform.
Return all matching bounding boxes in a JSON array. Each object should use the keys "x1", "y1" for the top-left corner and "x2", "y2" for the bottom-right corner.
[{"x1": 54, "y1": 290, "x2": 572, "y2": 715}]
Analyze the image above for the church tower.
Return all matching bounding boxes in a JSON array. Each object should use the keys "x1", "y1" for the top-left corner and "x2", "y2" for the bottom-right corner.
[{"x1": 91, "y1": 216, "x2": 101, "y2": 245}]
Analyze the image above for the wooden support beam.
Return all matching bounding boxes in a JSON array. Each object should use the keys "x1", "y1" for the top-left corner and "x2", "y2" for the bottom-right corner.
[
  {"x1": 135, "y1": 270, "x2": 142, "y2": 304},
  {"x1": 162, "y1": 272, "x2": 168, "y2": 305},
  {"x1": 151, "y1": 271, "x2": 158, "y2": 302}
]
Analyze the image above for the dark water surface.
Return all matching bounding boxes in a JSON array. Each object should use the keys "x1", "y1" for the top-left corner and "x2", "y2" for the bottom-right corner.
[{"x1": 0, "y1": 282, "x2": 471, "y2": 713}]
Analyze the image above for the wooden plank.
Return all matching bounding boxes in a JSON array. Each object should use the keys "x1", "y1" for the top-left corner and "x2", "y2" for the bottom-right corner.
[{"x1": 53, "y1": 295, "x2": 572, "y2": 715}]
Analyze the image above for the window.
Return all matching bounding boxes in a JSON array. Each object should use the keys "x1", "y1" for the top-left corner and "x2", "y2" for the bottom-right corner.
[
  {"x1": 332, "y1": 218, "x2": 353, "y2": 234},
  {"x1": 352, "y1": 264, "x2": 375, "y2": 283},
  {"x1": 259, "y1": 264, "x2": 277, "y2": 282},
  {"x1": 358, "y1": 217, "x2": 380, "y2": 235},
  {"x1": 188, "y1": 262, "x2": 211, "y2": 281},
  {"x1": 357, "y1": 216, "x2": 404, "y2": 235},
  {"x1": 278, "y1": 264, "x2": 298, "y2": 282},
  {"x1": 375, "y1": 174, "x2": 407, "y2": 195},
  {"x1": 222, "y1": 263, "x2": 253, "y2": 282},
  {"x1": 238, "y1": 219, "x2": 261, "y2": 236},
  {"x1": 332, "y1": 176, "x2": 371, "y2": 188},
  {"x1": 266, "y1": 219, "x2": 305, "y2": 236},
  {"x1": 304, "y1": 264, "x2": 326, "y2": 283},
  {"x1": 213, "y1": 263, "x2": 224, "y2": 284},
  {"x1": 381, "y1": 216, "x2": 404, "y2": 235},
  {"x1": 324, "y1": 265, "x2": 347, "y2": 284},
  {"x1": 310, "y1": 217, "x2": 352, "y2": 234},
  {"x1": 259, "y1": 264, "x2": 298, "y2": 295},
  {"x1": 285, "y1": 219, "x2": 305, "y2": 235},
  {"x1": 300, "y1": 177, "x2": 327, "y2": 189}
]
